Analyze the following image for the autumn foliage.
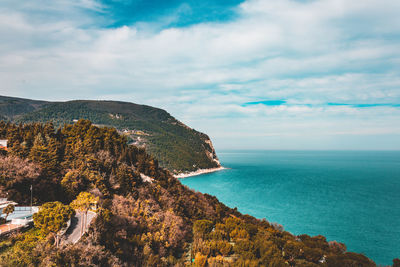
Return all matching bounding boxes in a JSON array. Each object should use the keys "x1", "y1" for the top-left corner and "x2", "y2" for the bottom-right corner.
[{"x1": 0, "y1": 120, "x2": 384, "y2": 266}]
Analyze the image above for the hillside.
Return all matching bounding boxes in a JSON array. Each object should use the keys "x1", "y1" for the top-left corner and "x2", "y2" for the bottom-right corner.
[
  {"x1": 0, "y1": 96, "x2": 48, "y2": 120},
  {"x1": 0, "y1": 121, "x2": 382, "y2": 266},
  {"x1": 0, "y1": 95, "x2": 220, "y2": 174}
]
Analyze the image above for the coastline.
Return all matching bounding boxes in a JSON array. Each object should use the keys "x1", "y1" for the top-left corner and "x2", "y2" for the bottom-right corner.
[{"x1": 174, "y1": 166, "x2": 226, "y2": 179}]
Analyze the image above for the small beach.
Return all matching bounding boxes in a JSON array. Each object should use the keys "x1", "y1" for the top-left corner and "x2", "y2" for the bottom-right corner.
[{"x1": 174, "y1": 166, "x2": 226, "y2": 179}]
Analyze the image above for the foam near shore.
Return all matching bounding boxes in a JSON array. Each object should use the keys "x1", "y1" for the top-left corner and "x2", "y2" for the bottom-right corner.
[{"x1": 174, "y1": 166, "x2": 226, "y2": 179}]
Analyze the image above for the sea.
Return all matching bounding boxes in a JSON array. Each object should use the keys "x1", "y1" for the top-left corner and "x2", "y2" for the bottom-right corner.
[{"x1": 180, "y1": 150, "x2": 400, "y2": 265}]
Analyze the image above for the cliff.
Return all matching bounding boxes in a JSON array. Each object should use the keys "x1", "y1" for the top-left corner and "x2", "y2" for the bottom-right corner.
[{"x1": 0, "y1": 95, "x2": 220, "y2": 174}]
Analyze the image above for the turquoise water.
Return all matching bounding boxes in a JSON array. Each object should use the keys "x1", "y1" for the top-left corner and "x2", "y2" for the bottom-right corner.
[{"x1": 180, "y1": 150, "x2": 400, "y2": 265}]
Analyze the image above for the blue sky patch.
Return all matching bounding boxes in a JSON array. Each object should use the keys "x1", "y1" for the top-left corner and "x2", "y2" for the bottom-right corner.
[
  {"x1": 327, "y1": 103, "x2": 400, "y2": 108},
  {"x1": 98, "y1": 0, "x2": 244, "y2": 28}
]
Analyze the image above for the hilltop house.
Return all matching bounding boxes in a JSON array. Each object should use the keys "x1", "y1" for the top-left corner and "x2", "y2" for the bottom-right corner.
[{"x1": 0, "y1": 139, "x2": 7, "y2": 150}]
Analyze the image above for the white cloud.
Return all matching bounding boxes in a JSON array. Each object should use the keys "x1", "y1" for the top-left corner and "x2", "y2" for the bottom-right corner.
[{"x1": 0, "y1": 0, "x2": 399, "y2": 149}]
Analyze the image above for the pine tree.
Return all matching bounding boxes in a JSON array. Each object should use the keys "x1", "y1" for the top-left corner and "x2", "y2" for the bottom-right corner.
[
  {"x1": 45, "y1": 137, "x2": 61, "y2": 177},
  {"x1": 29, "y1": 133, "x2": 47, "y2": 163}
]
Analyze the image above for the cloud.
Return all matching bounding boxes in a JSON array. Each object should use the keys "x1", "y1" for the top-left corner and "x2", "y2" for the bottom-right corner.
[
  {"x1": 242, "y1": 100, "x2": 286, "y2": 106},
  {"x1": 0, "y1": 0, "x2": 399, "y2": 149},
  {"x1": 328, "y1": 103, "x2": 400, "y2": 108}
]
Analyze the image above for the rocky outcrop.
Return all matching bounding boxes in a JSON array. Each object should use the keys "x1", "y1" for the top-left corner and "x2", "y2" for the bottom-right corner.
[
  {"x1": 203, "y1": 138, "x2": 221, "y2": 166},
  {"x1": 0, "y1": 95, "x2": 221, "y2": 174}
]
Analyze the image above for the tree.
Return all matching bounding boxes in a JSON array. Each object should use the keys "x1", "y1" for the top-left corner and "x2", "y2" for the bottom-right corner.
[
  {"x1": 70, "y1": 192, "x2": 98, "y2": 236},
  {"x1": 194, "y1": 252, "x2": 207, "y2": 267},
  {"x1": 0, "y1": 156, "x2": 41, "y2": 187},
  {"x1": 43, "y1": 137, "x2": 61, "y2": 177},
  {"x1": 61, "y1": 169, "x2": 89, "y2": 199},
  {"x1": 217, "y1": 241, "x2": 232, "y2": 256},
  {"x1": 29, "y1": 133, "x2": 47, "y2": 163},
  {"x1": 3, "y1": 204, "x2": 15, "y2": 222},
  {"x1": 29, "y1": 134, "x2": 60, "y2": 177},
  {"x1": 33, "y1": 201, "x2": 75, "y2": 247},
  {"x1": 0, "y1": 155, "x2": 41, "y2": 204},
  {"x1": 193, "y1": 220, "x2": 213, "y2": 239}
]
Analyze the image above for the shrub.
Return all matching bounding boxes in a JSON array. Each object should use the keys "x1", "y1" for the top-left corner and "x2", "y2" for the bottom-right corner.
[
  {"x1": 195, "y1": 252, "x2": 207, "y2": 267},
  {"x1": 193, "y1": 220, "x2": 214, "y2": 238}
]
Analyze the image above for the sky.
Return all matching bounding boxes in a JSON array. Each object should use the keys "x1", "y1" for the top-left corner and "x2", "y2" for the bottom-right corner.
[{"x1": 1, "y1": 0, "x2": 400, "y2": 150}]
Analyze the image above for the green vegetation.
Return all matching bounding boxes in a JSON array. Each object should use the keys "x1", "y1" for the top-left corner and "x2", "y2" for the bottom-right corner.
[
  {"x1": 33, "y1": 202, "x2": 75, "y2": 247},
  {"x1": 0, "y1": 96, "x2": 47, "y2": 119},
  {"x1": 191, "y1": 217, "x2": 376, "y2": 266},
  {"x1": 3, "y1": 204, "x2": 14, "y2": 222},
  {"x1": 0, "y1": 229, "x2": 44, "y2": 266},
  {"x1": 0, "y1": 95, "x2": 220, "y2": 173},
  {"x1": 0, "y1": 120, "x2": 390, "y2": 266}
]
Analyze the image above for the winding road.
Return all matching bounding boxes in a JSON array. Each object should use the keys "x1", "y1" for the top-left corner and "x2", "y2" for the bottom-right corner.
[{"x1": 62, "y1": 211, "x2": 96, "y2": 244}]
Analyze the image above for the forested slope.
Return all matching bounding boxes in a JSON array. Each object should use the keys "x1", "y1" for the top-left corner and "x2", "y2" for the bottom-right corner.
[
  {"x1": 0, "y1": 95, "x2": 220, "y2": 174},
  {"x1": 0, "y1": 120, "x2": 383, "y2": 266}
]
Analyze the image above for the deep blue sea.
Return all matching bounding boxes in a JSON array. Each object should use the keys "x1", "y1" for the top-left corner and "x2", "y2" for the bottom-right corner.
[{"x1": 180, "y1": 150, "x2": 400, "y2": 265}]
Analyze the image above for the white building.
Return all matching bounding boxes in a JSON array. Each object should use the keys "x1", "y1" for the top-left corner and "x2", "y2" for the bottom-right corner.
[
  {"x1": 0, "y1": 198, "x2": 40, "y2": 236},
  {"x1": 0, "y1": 139, "x2": 7, "y2": 148},
  {"x1": 0, "y1": 198, "x2": 38, "y2": 225}
]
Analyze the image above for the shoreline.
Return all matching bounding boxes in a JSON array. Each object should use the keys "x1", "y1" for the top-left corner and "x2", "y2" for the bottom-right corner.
[{"x1": 174, "y1": 166, "x2": 226, "y2": 179}]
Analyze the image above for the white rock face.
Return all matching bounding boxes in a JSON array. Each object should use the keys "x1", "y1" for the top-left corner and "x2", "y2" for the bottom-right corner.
[
  {"x1": 140, "y1": 173, "x2": 153, "y2": 183},
  {"x1": 204, "y1": 139, "x2": 221, "y2": 165}
]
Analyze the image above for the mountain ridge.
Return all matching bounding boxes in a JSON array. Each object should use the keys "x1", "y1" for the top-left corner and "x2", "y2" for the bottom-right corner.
[{"x1": 0, "y1": 95, "x2": 220, "y2": 174}]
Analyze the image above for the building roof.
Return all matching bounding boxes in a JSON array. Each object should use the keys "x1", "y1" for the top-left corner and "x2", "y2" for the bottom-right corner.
[
  {"x1": 0, "y1": 140, "x2": 7, "y2": 150},
  {"x1": 0, "y1": 199, "x2": 18, "y2": 210}
]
